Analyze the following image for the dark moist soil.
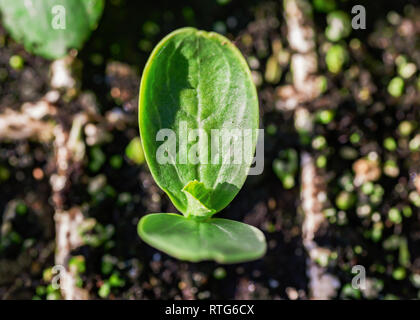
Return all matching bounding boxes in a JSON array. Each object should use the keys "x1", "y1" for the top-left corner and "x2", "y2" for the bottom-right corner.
[{"x1": 1, "y1": 0, "x2": 420, "y2": 299}]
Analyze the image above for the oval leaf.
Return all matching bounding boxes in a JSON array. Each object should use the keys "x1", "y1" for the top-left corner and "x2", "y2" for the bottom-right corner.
[
  {"x1": 0, "y1": 0, "x2": 104, "y2": 59},
  {"x1": 139, "y1": 27, "x2": 259, "y2": 217},
  {"x1": 138, "y1": 213, "x2": 266, "y2": 263}
]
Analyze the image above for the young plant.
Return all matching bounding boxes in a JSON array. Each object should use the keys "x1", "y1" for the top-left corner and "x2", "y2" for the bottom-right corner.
[
  {"x1": 0, "y1": 0, "x2": 104, "y2": 59},
  {"x1": 138, "y1": 27, "x2": 266, "y2": 263}
]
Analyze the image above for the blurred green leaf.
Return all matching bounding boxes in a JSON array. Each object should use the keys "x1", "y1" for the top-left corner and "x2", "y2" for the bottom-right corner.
[
  {"x1": 336, "y1": 191, "x2": 356, "y2": 210},
  {"x1": 0, "y1": 0, "x2": 104, "y2": 59},
  {"x1": 98, "y1": 281, "x2": 111, "y2": 298},
  {"x1": 326, "y1": 44, "x2": 348, "y2": 74},
  {"x1": 388, "y1": 77, "x2": 404, "y2": 97},
  {"x1": 125, "y1": 137, "x2": 145, "y2": 165},
  {"x1": 312, "y1": 0, "x2": 336, "y2": 13}
]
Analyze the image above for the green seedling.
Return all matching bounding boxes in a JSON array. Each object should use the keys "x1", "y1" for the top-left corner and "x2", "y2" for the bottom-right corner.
[
  {"x1": 340, "y1": 283, "x2": 361, "y2": 300},
  {"x1": 15, "y1": 202, "x2": 27, "y2": 216},
  {"x1": 336, "y1": 190, "x2": 356, "y2": 210},
  {"x1": 316, "y1": 109, "x2": 335, "y2": 125},
  {"x1": 273, "y1": 148, "x2": 298, "y2": 189},
  {"x1": 68, "y1": 255, "x2": 86, "y2": 274},
  {"x1": 396, "y1": 56, "x2": 417, "y2": 79},
  {"x1": 0, "y1": 165, "x2": 10, "y2": 182},
  {"x1": 89, "y1": 146, "x2": 106, "y2": 172},
  {"x1": 312, "y1": 135, "x2": 327, "y2": 150},
  {"x1": 109, "y1": 272, "x2": 125, "y2": 288},
  {"x1": 371, "y1": 222, "x2": 383, "y2": 242},
  {"x1": 384, "y1": 159, "x2": 399, "y2": 177},
  {"x1": 46, "y1": 287, "x2": 61, "y2": 300},
  {"x1": 109, "y1": 155, "x2": 123, "y2": 169},
  {"x1": 350, "y1": 132, "x2": 361, "y2": 144},
  {"x1": 9, "y1": 55, "x2": 24, "y2": 70},
  {"x1": 383, "y1": 137, "x2": 397, "y2": 151},
  {"x1": 36, "y1": 285, "x2": 47, "y2": 297},
  {"x1": 388, "y1": 77, "x2": 404, "y2": 98},
  {"x1": 213, "y1": 267, "x2": 227, "y2": 280},
  {"x1": 361, "y1": 181, "x2": 374, "y2": 195},
  {"x1": 98, "y1": 281, "x2": 111, "y2": 298},
  {"x1": 312, "y1": 0, "x2": 336, "y2": 13},
  {"x1": 409, "y1": 191, "x2": 420, "y2": 207},
  {"x1": 399, "y1": 237, "x2": 410, "y2": 268},
  {"x1": 326, "y1": 44, "x2": 348, "y2": 74},
  {"x1": 137, "y1": 28, "x2": 266, "y2": 263},
  {"x1": 0, "y1": 0, "x2": 104, "y2": 59},
  {"x1": 317, "y1": 75, "x2": 328, "y2": 93},
  {"x1": 101, "y1": 255, "x2": 117, "y2": 275},
  {"x1": 325, "y1": 11, "x2": 351, "y2": 42},
  {"x1": 316, "y1": 155, "x2": 327, "y2": 168},
  {"x1": 125, "y1": 137, "x2": 145, "y2": 165},
  {"x1": 392, "y1": 267, "x2": 406, "y2": 281},
  {"x1": 388, "y1": 207, "x2": 402, "y2": 224},
  {"x1": 409, "y1": 134, "x2": 420, "y2": 151},
  {"x1": 265, "y1": 55, "x2": 282, "y2": 84},
  {"x1": 402, "y1": 206, "x2": 412, "y2": 218},
  {"x1": 398, "y1": 121, "x2": 415, "y2": 137}
]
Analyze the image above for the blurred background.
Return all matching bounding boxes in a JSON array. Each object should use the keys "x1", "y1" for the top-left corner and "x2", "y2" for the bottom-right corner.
[{"x1": 0, "y1": 0, "x2": 419, "y2": 299}]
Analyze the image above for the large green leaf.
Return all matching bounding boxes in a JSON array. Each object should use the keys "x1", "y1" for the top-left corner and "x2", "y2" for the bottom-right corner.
[
  {"x1": 0, "y1": 0, "x2": 104, "y2": 59},
  {"x1": 138, "y1": 213, "x2": 266, "y2": 264},
  {"x1": 139, "y1": 27, "x2": 259, "y2": 217},
  {"x1": 138, "y1": 28, "x2": 265, "y2": 263}
]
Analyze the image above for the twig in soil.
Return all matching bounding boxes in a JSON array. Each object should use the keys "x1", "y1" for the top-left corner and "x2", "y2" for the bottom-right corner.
[
  {"x1": 301, "y1": 152, "x2": 339, "y2": 299},
  {"x1": 282, "y1": 0, "x2": 340, "y2": 299},
  {"x1": 277, "y1": 0, "x2": 323, "y2": 111},
  {"x1": 0, "y1": 101, "x2": 56, "y2": 141},
  {"x1": 50, "y1": 115, "x2": 91, "y2": 299}
]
